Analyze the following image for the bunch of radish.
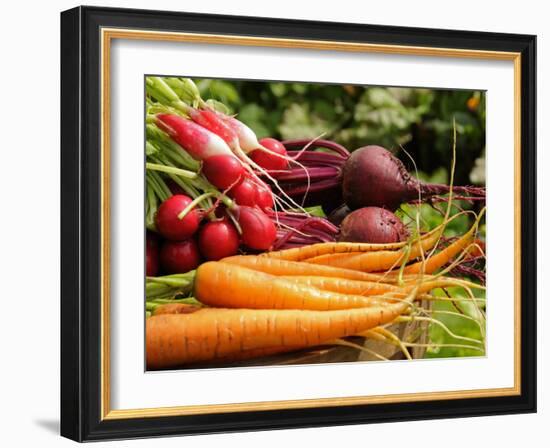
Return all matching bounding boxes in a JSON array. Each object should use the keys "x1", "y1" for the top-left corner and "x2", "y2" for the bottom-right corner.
[
  {"x1": 145, "y1": 76, "x2": 340, "y2": 275},
  {"x1": 146, "y1": 189, "x2": 279, "y2": 276}
]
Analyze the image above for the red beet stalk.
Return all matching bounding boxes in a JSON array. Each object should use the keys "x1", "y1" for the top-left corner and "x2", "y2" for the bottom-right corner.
[
  {"x1": 276, "y1": 140, "x2": 485, "y2": 211},
  {"x1": 265, "y1": 210, "x2": 339, "y2": 250}
]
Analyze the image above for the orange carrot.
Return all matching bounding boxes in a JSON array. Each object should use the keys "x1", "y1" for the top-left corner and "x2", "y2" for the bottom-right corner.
[
  {"x1": 152, "y1": 303, "x2": 201, "y2": 316},
  {"x1": 195, "y1": 262, "x2": 389, "y2": 310},
  {"x1": 280, "y1": 275, "x2": 400, "y2": 296},
  {"x1": 402, "y1": 216, "x2": 481, "y2": 275},
  {"x1": 303, "y1": 226, "x2": 443, "y2": 272},
  {"x1": 220, "y1": 255, "x2": 391, "y2": 282},
  {"x1": 262, "y1": 241, "x2": 409, "y2": 261},
  {"x1": 262, "y1": 224, "x2": 444, "y2": 262},
  {"x1": 146, "y1": 299, "x2": 412, "y2": 368},
  {"x1": 280, "y1": 275, "x2": 450, "y2": 297}
]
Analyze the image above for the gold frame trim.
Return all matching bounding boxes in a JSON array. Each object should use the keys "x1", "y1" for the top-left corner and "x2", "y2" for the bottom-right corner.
[{"x1": 100, "y1": 28, "x2": 522, "y2": 420}]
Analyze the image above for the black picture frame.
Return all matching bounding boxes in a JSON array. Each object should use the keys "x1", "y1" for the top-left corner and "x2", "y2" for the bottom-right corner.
[{"x1": 61, "y1": 5, "x2": 536, "y2": 442}]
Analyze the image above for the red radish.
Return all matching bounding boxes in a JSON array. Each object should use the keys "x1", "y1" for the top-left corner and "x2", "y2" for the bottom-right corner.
[
  {"x1": 233, "y1": 206, "x2": 277, "y2": 250},
  {"x1": 187, "y1": 108, "x2": 240, "y2": 149},
  {"x1": 219, "y1": 114, "x2": 263, "y2": 153},
  {"x1": 155, "y1": 195, "x2": 200, "y2": 241},
  {"x1": 256, "y1": 182, "x2": 274, "y2": 210},
  {"x1": 250, "y1": 138, "x2": 289, "y2": 173},
  {"x1": 339, "y1": 207, "x2": 409, "y2": 244},
  {"x1": 189, "y1": 108, "x2": 285, "y2": 199},
  {"x1": 156, "y1": 114, "x2": 234, "y2": 160},
  {"x1": 228, "y1": 177, "x2": 258, "y2": 207},
  {"x1": 146, "y1": 232, "x2": 159, "y2": 276},
  {"x1": 160, "y1": 239, "x2": 201, "y2": 274},
  {"x1": 198, "y1": 218, "x2": 240, "y2": 261},
  {"x1": 198, "y1": 111, "x2": 309, "y2": 213},
  {"x1": 201, "y1": 154, "x2": 244, "y2": 189},
  {"x1": 157, "y1": 113, "x2": 245, "y2": 194}
]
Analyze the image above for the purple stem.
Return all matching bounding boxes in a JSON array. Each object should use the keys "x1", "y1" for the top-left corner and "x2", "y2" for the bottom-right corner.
[
  {"x1": 283, "y1": 139, "x2": 350, "y2": 158},
  {"x1": 270, "y1": 212, "x2": 339, "y2": 250},
  {"x1": 449, "y1": 265, "x2": 486, "y2": 284},
  {"x1": 299, "y1": 228, "x2": 336, "y2": 241},
  {"x1": 275, "y1": 166, "x2": 341, "y2": 183},
  {"x1": 409, "y1": 195, "x2": 486, "y2": 205},
  {"x1": 306, "y1": 217, "x2": 339, "y2": 233},
  {"x1": 287, "y1": 151, "x2": 347, "y2": 165},
  {"x1": 421, "y1": 182, "x2": 486, "y2": 198},
  {"x1": 278, "y1": 242, "x2": 302, "y2": 249},
  {"x1": 273, "y1": 218, "x2": 316, "y2": 250},
  {"x1": 282, "y1": 178, "x2": 341, "y2": 196}
]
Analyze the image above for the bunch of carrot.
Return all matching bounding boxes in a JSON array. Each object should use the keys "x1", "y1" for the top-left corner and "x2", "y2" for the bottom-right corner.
[{"x1": 146, "y1": 213, "x2": 484, "y2": 369}]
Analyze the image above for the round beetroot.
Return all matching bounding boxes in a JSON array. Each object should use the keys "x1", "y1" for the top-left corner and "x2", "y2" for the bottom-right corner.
[
  {"x1": 250, "y1": 138, "x2": 288, "y2": 173},
  {"x1": 198, "y1": 218, "x2": 240, "y2": 261},
  {"x1": 155, "y1": 195, "x2": 200, "y2": 241},
  {"x1": 145, "y1": 232, "x2": 159, "y2": 276},
  {"x1": 339, "y1": 207, "x2": 409, "y2": 244},
  {"x1": 202, "y1": 154, "x2": 244, "y2": 189},
  {"x1": 228, "y1": 177, "x2": 258, "y2": 206},
  {"x1": 342, "y1": 145, "x2": 486, "y2": 210},
  {"x1": 234, "y1": 206, "x2": 277, "y2": 250},
  {"x1": 160, "y1": 239, "x2": 201, "y2": 274},
  {"x1": 342, "y1": 146, "x2": 413, "y2": 210}
]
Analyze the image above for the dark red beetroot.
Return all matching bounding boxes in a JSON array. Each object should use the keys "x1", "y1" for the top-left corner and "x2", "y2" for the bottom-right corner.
[
  {"x1": 146, "y1": 232, "x2": 159, "y2": 276},
  {"x1": 160, "y1": 239, "x2": 201, "y2": 274},
  {"x1": 339, "y1": 207, "x2": 409, "y2": 244},
  {"x1": 198, "y1": 218, "x2": 240, "y2": 261},
  {"x1": 201, "y1": 154, "x2": 244, "y2": 189},
  {"x1": 233, "y1": 206, "x2": 277, "y2": 250},
  {"x1": 342, "y1": 146, "x2": 486, "y2": 210},
  {"x1": 278, "y1": 141, "x2": 484, "y2": 212},
  {"x1": 250, "y1": 138, "x2": 289, "y2": 174},
  {"x1": 155, "y1": 195, "x2": 200, "y2": 241}
]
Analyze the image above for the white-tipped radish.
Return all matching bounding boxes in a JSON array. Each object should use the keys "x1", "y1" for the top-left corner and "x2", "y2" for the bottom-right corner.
[
  {"x1": 185, "y1": 107, "x2": 309, "y2": 214},
  {"x1": 156, "y1": 114, "x2": 234, "y2": 160},
  {"x1": 221, "y1": 114, "x2": 263, "y2": 153},
  {"x1": 156, "y1": 114, "x2": 244, "y2": 189}
]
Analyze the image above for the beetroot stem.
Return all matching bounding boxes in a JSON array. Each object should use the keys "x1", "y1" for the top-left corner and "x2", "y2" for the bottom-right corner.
[
  {"x1": 282, "y1": 178, "x2": 341, "y2": 196},
  {"x1": 283, "y1": 139, "x2": 350, "y2": 157},
  {"x1": 287, "y1": 151, "x2": 347, "y2": 165},
  {"x1": 421, "y1": 183, "x2": 486, "y2": 198},
  {"x1": 276, "y1": 166, "x2": 341, "y2": 183}
]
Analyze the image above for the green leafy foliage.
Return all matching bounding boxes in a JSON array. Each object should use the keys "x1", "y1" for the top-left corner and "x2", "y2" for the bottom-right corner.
[{"x1": 425, "y1": 288, "x2": 486, "y2": 358}]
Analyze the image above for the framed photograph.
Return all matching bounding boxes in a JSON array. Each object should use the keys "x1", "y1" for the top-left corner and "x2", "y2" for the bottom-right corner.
[{"x1": 60, "y1": 6, "x2": 536, "y2": 442}]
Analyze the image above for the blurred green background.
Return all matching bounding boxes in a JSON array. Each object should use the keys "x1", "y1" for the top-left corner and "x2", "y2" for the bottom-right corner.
[
  {"x1": 194, "y1": 78, "x2": 486, "y2": 359},
  {"x1": 194, "y1": 79, "x2": 486, "y2": 187}
]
